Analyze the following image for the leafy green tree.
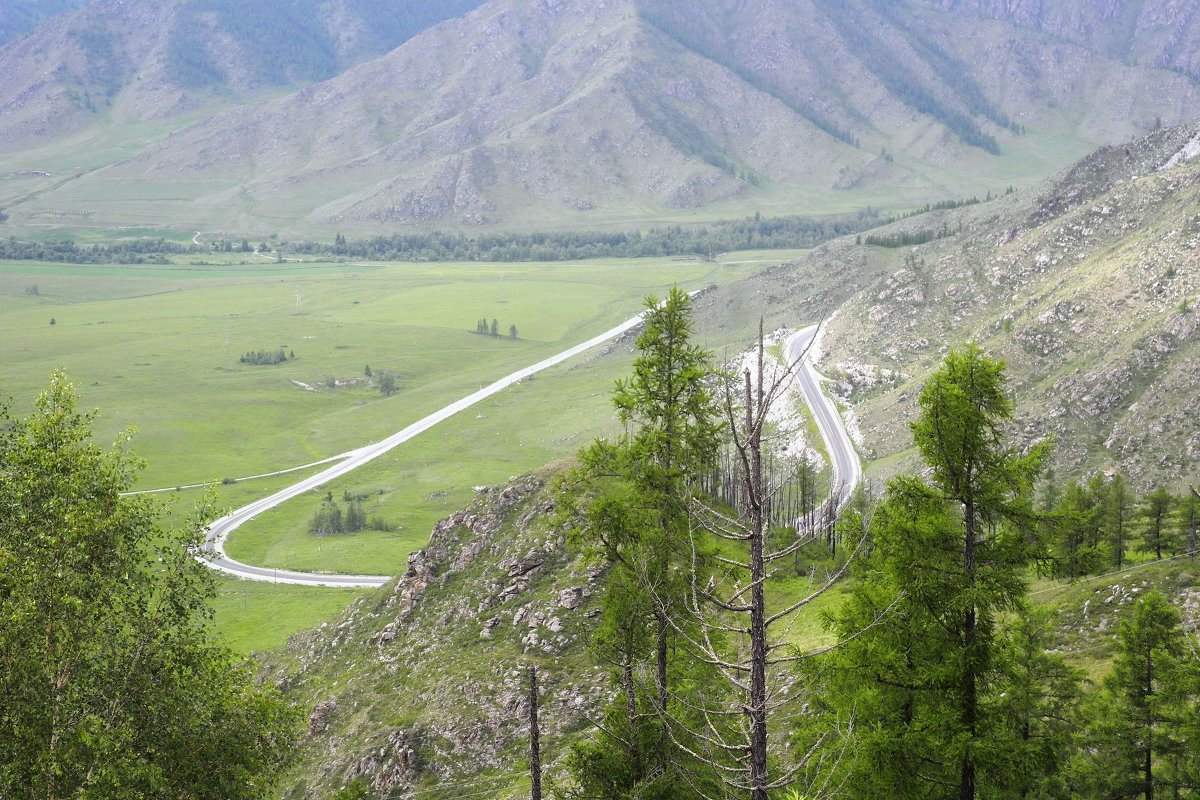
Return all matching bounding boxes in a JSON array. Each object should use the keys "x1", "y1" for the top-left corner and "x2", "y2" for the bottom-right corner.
[
  {"x1": 0, "y1": 373, "x2": 298, "y2": 799},
  {"x1": 378, "y1": 371, "x2": 397, "y2": 396},
  {"x1": 1074, "y1": 591, "x2": 1200, "y2": 799},
  {"x1": 1138, "y1": 487, "x2": 1177, "y2": 559},
  {"x1": 822, "y1": 343, "x2": 1050, "y2": 799}
]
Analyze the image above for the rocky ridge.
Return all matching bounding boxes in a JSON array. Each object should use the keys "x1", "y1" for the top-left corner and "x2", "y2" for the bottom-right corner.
[{"x1": 267, "y1": 474, "x2": 612, "y2": 799}]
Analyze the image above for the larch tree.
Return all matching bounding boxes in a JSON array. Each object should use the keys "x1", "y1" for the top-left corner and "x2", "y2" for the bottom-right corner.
[
  {"x1": 1075, "y1": 591, "x2": 1200, "y2": 799},
  {"x1": 820, "y1": 343, "x2": 1051, "y2": 800},
  {"x1": 560, "y1": 287, "x2": 721, "y2": 799},
  {"x1": 1138, "y1": 487, "x2": 1177, "y2": 560}
]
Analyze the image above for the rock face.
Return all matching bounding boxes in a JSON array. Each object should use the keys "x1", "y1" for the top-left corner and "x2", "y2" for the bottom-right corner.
[{"x1": 269, "y1": 474, "x2": 613, "y2": 799}]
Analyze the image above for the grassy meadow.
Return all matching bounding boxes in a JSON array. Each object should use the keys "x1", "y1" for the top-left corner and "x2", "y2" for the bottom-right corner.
[{"x1": 1, "y1": 252, "x2": 773, "y2": 651}]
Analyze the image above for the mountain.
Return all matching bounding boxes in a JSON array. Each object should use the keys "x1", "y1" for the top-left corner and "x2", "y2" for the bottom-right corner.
[
  {"x1": 4, "y1": 0, "x2": 1200, "y2": 233},
  {"x1": 720, "y1": 122, "x2": 1200, "y2": 489},
  {"x1": 0, "y1": 0, "x2": 86, "y2": 47},
  {"x1": 0, "y1": 0, "x2": 484, "y2": 152}
]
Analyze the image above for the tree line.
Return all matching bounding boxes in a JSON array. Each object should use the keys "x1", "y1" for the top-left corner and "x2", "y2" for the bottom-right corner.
[
  {"x1": 0, "y1": 202, "x2": 1006, "y2": 266},
  {"x1": 294, "y1": 211, "x2": 887, "y2": 262}
]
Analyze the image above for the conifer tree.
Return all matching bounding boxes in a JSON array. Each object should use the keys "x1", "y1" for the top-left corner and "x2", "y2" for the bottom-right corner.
[
  {"x1": 1075, "y1": 591, "x2": 1200, "y2": 799},
  {"x1": 821, "y1": 343, "x2": 1051, "y2": 799}
]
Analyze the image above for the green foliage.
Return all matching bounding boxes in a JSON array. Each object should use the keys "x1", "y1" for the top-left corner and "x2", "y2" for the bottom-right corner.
[
  {"x1": 1047, "y1": 479, "x2": 1109, "y2": 578},
  {"x1": 309, "y1": 495, "x2": 369, "y2": 535},
  {"x1": 377, "y1": 370, "x2": 398, "y2": 396},
  {"x1": 1072, "y1": 592, "x2": 1200, "y2": 798},
  {"x1": 1139, "y1": 486, "x2": 1178, "y2": 559},
  {"x1": 239, "y1": 347, "x2": 289, "y2": 365},
  {"x1": 0, "y1": 373, "x2": 299, "y2": 799},
  {"x1": 559, "y1": 288, "x2": 721, "y2": 794},
  {"x1": 818, "y1": 343, "x2": 1054, "y2": 798}
]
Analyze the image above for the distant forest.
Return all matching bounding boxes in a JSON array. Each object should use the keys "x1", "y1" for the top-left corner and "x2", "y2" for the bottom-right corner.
[{"x1": 0, "y1": 201, "x2": 999, "y2": 265}]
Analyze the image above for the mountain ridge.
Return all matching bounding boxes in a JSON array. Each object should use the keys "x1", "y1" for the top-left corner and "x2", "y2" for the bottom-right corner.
[{"x1": 4, "y1": 0, "x2": 1200, "y2": 233}]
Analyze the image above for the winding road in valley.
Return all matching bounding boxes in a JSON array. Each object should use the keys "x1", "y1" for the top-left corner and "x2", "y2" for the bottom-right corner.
[
  {"x1": 785, "y1": 325, "x2": 863, "y2": 508},
  {"x1": 200, "y1": 320, "x2": 861, "y2": 588}
]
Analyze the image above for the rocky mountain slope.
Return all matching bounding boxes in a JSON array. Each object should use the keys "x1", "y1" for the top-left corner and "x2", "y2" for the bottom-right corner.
[
  {"x1": 4, "y1": 0, "x2": 1200, "y2": 233},
  {"x1": 0, "y1": 0, "x2": 85, "y2": 47},
  {"x1": 268, "y1": 469, "x2": 1200, "y2": 799},
  {"x1": 728, "y1": 123, "x2": 1200, "y2": 489},
  {"x1": 265, "y1": 474, "x2": 612, "y2": 799}
]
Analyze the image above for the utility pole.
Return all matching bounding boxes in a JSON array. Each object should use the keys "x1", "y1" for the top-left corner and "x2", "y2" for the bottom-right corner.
[{"x1": 528, "y1": 665, "x2": 542, "y2": 800}]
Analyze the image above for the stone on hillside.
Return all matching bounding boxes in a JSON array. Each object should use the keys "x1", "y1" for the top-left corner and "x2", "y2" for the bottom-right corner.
[
  {"x1": 558, "y1": 587, "x2": 583, "y2": 609},
  {"x1": 308, "y1": 698, "x2": 338, "y2": 735}
]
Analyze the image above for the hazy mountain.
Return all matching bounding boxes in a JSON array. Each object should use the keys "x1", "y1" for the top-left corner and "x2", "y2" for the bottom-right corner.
[
  {"x1": 0, "y1": 0, "x2": 484, "y2": 151},
  {"x1": 3, "y1": 0, "x2": 1200, "y2": 233},
  {"x1": 0, "y1": 0, "x2": 86, "y2": 46}
]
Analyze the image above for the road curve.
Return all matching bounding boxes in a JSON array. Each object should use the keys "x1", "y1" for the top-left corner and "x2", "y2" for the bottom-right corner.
[
  {"x1": 202, "y1": 318, "x2": 862, "y2": 588},
  {"x1": 784, "y1": 326, "x2": 863, "y2": 508},
  {"x1": 201, "y1": 311, "x2": 652, "y2": 587}
]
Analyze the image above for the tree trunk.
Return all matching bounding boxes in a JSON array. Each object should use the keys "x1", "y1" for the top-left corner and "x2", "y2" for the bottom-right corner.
[
  {"x1": 655, "y1": 612, "x2": 669, "y2": 715},
  {"x1": 529, "y1": 665, "x2": 542, "y2": 800},
  {"x1": 960, "y1": 497, "x2": 977, "y2": 800},
  {"x1": 746, "y1": 355, "x2": 769, "y2": 800}
]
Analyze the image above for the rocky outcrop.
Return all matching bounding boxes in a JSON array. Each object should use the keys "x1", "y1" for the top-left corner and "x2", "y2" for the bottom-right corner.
[{"x1": 270, "y1": 474, "x2": 611, "y2": 799}]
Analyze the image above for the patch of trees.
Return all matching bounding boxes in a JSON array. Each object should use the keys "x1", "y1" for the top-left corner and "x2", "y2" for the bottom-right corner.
[
  {"x1": 1041, "y1": 471, "x2": 1199, "y2": 577},
  {"x1": 473, "y1": 317, "x2": 517, "y2": 338},
  {"x1": 309, "y1": 491, "x2": 391, "y2": 534},
  {"x1": 239, "y1": 348, "x2": 289, "y2": 365},
  {"x1": 0, "y1": 373, "x2": 298, "y2": 798}
]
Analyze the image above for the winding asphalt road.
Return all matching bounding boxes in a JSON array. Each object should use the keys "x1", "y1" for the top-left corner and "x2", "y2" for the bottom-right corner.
[
  {"x1": 785, "y1": 326, "x2": 863, "y2": 508},
  {"x1": 201, "y1": 311, "x2": 652, "y2": 587},
  {"x1": 201, "y1": 320, "x2": 861, "y2": 588}
]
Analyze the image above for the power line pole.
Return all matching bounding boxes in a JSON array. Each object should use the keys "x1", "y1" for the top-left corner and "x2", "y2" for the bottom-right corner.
[{"x1": 528, "y1": 664, "x2": 542, "y2": 800}]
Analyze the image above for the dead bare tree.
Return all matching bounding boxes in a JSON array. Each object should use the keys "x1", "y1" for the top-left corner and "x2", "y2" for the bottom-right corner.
[{"x1": 645, "y1": 322, "x2": 877, "y2": 799}]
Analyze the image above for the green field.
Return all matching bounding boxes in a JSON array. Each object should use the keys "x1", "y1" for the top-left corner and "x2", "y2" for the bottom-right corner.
[{"x1": 1, "y1": 253, "x2": 772, "y2": 650}]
